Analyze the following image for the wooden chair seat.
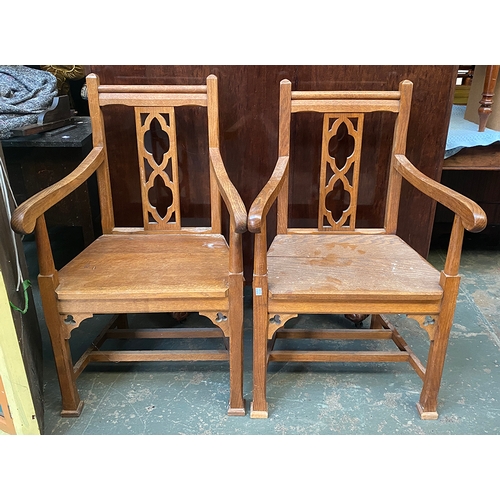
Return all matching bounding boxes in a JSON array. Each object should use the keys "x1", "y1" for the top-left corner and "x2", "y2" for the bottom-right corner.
[
  {"x1": 56, "y1": 233, "x2": 230, "y2": 311},
  {"x1": 267, "y1": 234, "x2": 442, "y2": 309}
]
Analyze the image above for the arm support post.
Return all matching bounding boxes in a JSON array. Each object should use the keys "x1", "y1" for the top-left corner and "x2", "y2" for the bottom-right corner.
[
  {"x1": 209, "y1": 148, "x2": 247, "y2": 275},
  {"x1": 248, "y1": 156, "x2": 289, "y2": 234},
  {"x1": 209, "y1": 148, "x2": 247, "y2": 234}
]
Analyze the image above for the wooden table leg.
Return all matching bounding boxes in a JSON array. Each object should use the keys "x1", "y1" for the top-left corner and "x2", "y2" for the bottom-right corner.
[{"x1": 478, "y1": 65, "x2": 500, "y2": 132}]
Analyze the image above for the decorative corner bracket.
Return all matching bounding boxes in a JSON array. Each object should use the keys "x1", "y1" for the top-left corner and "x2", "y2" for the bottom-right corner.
[
  {"x1": 199, "y1": 311, "x2": 230, "y2": 337},
  {"x1": 267, "y1": 313, "x2": 298, "y2": 339},
  {"x1": 407, "y1": 314, "x2": 438, "y2": 341},
  {"x1": 60, "y1": 313, "x2": 94, "y2": 339}
]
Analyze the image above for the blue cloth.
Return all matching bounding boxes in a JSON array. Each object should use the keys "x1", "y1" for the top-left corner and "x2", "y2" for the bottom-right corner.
[{"x1": 445, "y1": 105, "x2": 500, "y2": 159}]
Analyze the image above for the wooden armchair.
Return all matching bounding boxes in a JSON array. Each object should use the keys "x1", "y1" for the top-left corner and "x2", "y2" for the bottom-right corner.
[
  {"x1": 11, "y1": 74, "x2": 247, "y2": 417},
  {"x1": 249, "y1": 79, "x2": 487, "y2": 419}
]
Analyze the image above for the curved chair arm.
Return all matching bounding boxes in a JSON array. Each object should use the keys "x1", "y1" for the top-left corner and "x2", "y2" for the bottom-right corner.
[
  {"x1": 394, "y1": 154, "x2": 487, "y2": 233},
  {"x1": 11, "y1": 147, "x2": 106, "y2": 235},
  {"x1": 248, "y1": 156, "x2": 289, "y2": 233},
  {"x1": 209, "y1": 148, "x2": 247, "y2": 234}
]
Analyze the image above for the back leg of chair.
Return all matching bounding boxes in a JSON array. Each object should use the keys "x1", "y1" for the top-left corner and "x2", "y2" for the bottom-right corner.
[
  {"x1": 114, "y1": 313, "x2": 129, "y2": 328},
  {"x1": 370, "y1": 314, "x2": 385, "y2": 329},
  {"x1": 39, "y1": 275, "x2": 83, "y2": 417},
  {"x1": 417, "y1": 274, "x2": 461, "y2": 419},
  {"x1": 227, "y1": 274, "x2": 245, "y2": 415}
]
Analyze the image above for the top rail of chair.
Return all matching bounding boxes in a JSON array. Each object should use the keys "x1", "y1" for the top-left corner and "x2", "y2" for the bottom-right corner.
[
  {"x1": 98, "y1": 84, "x2": 208, "y2": 94},
  {"x1": 291, "y1": 90, "x2": 401, "y2": 100}
]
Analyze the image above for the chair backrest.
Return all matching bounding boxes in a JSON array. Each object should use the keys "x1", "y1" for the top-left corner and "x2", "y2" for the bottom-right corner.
[
  {"x1": 276, "y1": 79, "x2": 413, "y2": 235},
  {"x1": 86, "y1": 73, "x2": 223, "y2": 235}
]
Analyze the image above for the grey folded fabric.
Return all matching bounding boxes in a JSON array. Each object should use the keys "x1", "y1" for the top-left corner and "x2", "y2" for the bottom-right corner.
[{"x1": 0, "y1": 65, "x2": 58, "y2": 139}]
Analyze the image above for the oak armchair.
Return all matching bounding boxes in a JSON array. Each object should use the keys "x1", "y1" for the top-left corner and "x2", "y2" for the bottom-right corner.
[
  {"x1": 249, "y1": 79, "x2": 487, "y2": 419},
  {"x1": 11, "y1": 74, "x2": 247, "y2": 417}
]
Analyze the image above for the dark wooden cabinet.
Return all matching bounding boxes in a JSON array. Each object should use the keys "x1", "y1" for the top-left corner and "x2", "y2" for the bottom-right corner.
[
  {"x1": 433, "y1": 142, "x2": 500, "y2": 246},
  {"x1": 2, "y1": 118, "x2": 97, "y2": 247},
  {"x1": 88, "y1": 65, "x2": 457, "y2": 280}
]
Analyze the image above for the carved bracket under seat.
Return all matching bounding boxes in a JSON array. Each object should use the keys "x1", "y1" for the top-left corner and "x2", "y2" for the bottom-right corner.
[
  {"x1": 60, "y1": 313, "x2": 94, "y2": 339},
  {"x1": 199, "y1": 311, "x2": 230, "y2": 337},
  {"x1": 406, "y1": 314, "x2": 438, "y2": 340},
  {"x1": 268, "y1": 313, "x2": 298, "y2": 339}
]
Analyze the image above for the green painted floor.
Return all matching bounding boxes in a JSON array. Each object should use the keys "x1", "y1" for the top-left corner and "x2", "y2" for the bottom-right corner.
[{"x1": 23, "y1": 228, "x2": 500, "y2": 435}]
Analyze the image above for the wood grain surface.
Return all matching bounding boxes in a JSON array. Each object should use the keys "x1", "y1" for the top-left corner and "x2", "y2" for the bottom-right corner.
[{"x1": 267, "y1": 234, "x2": 442, "y2": 301}]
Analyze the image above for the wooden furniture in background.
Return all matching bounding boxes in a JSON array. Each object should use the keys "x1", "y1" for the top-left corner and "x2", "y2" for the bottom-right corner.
[
  {"x1": 453, "y1": 65, "x2": 474, "y2": 104},
  {"x1": 459, "y1": 65, "x2": 500, "y2": 132},
  {"x1": 478, "y1": 65, "x2": 500, "y2": 132},
  {"x1": 11, "y1": 74, "x2": 247, "y2": 417},
  {"x1": 3, "y1": 117, "x2": 96, "y2": 247},
  {"x1": 87, "y1": 66, "x2": 458, "y2": 282},
  {"x1": 435, "y1": 66, "x2": 500, "y2": 240},
  {"x1": 8, "y1": 95, "x2": 73, "y2": 137},
  {"x1": 249, "y1": 79, "x2": 487, "y2": 419},
  {"x1": 434, "y1": 143, "x2": 500, "y2": 239}
]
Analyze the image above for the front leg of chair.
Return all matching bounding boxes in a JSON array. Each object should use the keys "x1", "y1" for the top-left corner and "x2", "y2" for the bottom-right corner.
[
  {"x1": 55, "y1": 332, "x2": 84, "y2": 418},
  {"x1": 417, "y1": 273, "x2": 461, "y2": 419},
  {"x1": 227, "y1": 273, "x2": 245, "y2": 415},
  {"x1": 39, "y1": 275, "x2": 83, "y2": 417},
  {"x1": 250, "y1": 275, "x2": 269, "y2": 418}
]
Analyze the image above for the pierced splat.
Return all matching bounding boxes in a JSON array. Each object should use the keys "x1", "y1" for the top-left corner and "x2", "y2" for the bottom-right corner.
[
  {"x1": 319, "y1": 113, "x2": 364, "y2": 230},
  {"x1": 148, "y1": 169, "x2": 174, "y2": 219},
  {"x1": 135, "y1": 107, "x2": 181, "y2": 230}
]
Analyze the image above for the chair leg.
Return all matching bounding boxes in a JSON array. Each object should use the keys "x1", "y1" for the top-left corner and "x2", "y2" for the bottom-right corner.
[
  {"x1": 51, "y1": 324, "x2": 84, "y2": 417},
  {"x1": 250, "y1": 280, "x2": 269, "y2": 418},
  {"x1": 227, "y1": 274, "x2": 245, "y2": 416},
  {"x1": 38, "y1": 275, "x2": 83, "y2": 417},
  {"x1": 370, "y1": 314, "x2": 385, "y2": 329},
  {"x1": 417, "y1": 274, "x2": 461, "y2": 420},
  {"x1": 418, "y1": 316, "x2": 455, "y2": 419},
  {"x1": 228, "y1": 338, "x2": 245, "y2": 415}
]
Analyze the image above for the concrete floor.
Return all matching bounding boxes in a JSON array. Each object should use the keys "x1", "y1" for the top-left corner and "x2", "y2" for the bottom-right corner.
[{"x1": 23, "y1": 227, "x2": 500, "y2": 435}]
